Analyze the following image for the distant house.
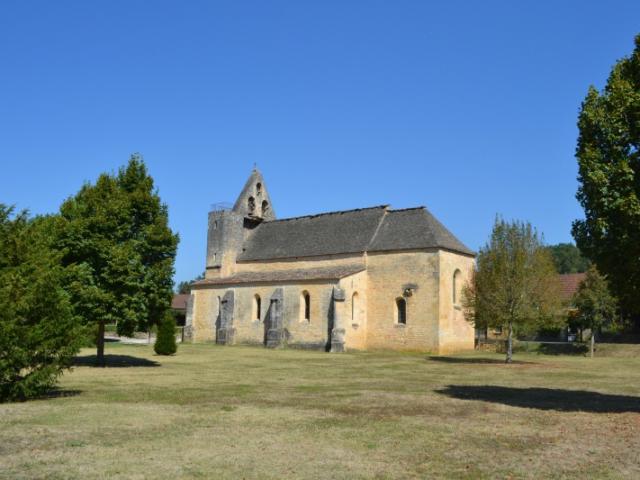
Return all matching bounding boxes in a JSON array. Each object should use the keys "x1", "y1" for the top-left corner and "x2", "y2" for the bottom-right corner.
[
  {"x1": 476, "y1": 272, "x2": 588, "y2": 345},
  {"x1": 558, "y1": 273, "x2": 587, "y2": 307},
  {"x1": 171, "y1": 294, "x2": 190, "y2": 327}
]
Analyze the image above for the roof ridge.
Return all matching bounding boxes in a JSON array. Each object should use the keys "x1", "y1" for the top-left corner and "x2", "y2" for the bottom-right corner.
[
  {"x1": 388, "y1": 206, "x2": 426, "y2": 213},
  {"x1": 263, "y1": 205, "x2": 389, "y2": 223},
  {"x1": 365, "y1": 207, "x2": 390, "y2": 251}
]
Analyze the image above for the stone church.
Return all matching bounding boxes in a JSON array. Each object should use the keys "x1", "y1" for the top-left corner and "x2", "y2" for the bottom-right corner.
[{"x1": 186, "y1": 169, "x2": 475, "y2": 353}]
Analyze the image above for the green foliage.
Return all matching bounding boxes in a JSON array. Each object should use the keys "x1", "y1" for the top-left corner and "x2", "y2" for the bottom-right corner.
[
  {"x1": 573, "y1": 266, "x2": 618, "y2": 356},
  {"x1": 572, "y1": 34, "x2": 640, "y2": 317},
  {"x1": 154, "y1": 312, "x2": 177, "y2": 355},
  {"x1": 547, "y1": 243, "x2": 590, "y2": 274},
  {"x1": 463, "y1": 217, "x2": 563, "y2": 362},
  {"x1": 0, "y1": 206, "x2": 83, "y2": 401},
  {"x1": 176, "y1": 273, "x2": 204, "y2": 294},
  {"x1": 56, "y1": 154, "x2": 179, "y2": 364}
]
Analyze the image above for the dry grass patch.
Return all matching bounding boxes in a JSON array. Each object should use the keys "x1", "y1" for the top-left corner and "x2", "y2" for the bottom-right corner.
[{"x1": 1, "y1": 344, "x2": 640, "y2": 479}]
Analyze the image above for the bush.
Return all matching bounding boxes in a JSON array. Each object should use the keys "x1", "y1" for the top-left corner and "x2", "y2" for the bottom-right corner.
[
  {"x1": 154, "y1": 312, "x2": 177, "y2": 355},
  {"x1": 0, "y1": 209, "x2": 83, "y2": 401}
]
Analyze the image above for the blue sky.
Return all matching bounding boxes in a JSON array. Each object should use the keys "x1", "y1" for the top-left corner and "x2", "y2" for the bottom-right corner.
[{"x1": 1, "y1": 1, "x2": 639, "y2": 284}]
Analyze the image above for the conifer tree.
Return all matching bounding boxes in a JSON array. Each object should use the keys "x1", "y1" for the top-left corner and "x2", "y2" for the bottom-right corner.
[
  {"x1": 0, "y1": 206, "x2": 83, "y2": 401},
  {"x1": 154, "y1": 312, "x2": 177, "y2": 355}
]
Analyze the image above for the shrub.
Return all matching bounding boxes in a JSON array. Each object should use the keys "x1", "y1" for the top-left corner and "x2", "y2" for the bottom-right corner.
[{"x1": 154, "y1": 312, "x2": 177, "y2": 355}]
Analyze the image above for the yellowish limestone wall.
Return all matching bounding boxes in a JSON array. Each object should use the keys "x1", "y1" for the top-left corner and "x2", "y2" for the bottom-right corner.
[
  {"x1": 192, "y1": 249, "x2": 475, "y2": 354},
  {"x1": 191, "y1": 281, "x2": 339, "y2": 348},
  {"x1": 191, "y1": 287, "x2": 218, "y2": 342},
  {"x1": 338, "y1": 271, "x2": 368, "y2": 350},
  {"x1": 364, "y1": 250, "x2": 440, "y2": 352},
  {"x1": 437, "y1": 250, "x2": 475, "y2": 354}
]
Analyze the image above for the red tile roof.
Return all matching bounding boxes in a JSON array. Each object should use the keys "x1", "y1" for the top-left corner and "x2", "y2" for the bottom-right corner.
[
  {"x1": 558, "y1": 273, "x2": 586, "y2": 302},
  {"x1": 171, "y1": 294, "x2": 190, "y2": 310}
]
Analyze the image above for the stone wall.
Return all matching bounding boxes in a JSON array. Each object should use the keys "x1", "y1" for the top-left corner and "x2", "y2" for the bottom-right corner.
[
  {"x1": 191, "y1": 249, "x2": 475, "y2": 353},
  {"x1": 364, "y1": 250, "x2": 441, "y2": 351},
  {"x1": 437, "y1": 250, "x2": 475, "y2": 354}
]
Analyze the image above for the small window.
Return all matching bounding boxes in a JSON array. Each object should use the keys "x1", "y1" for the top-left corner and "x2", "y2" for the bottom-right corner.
[
  {"x1": 301, "y1": 291, "x2": 310, "y2": 322},
  {"x1": 253, "y1": 294, "x2": 261, "y2": 321},
  {"x1": 213, "y1": 220, "x2": 218, "y2": 230},
  {"x1": 453, "y1": 269, "x2": 462, "y2": 305},
  {"x1": 248, "y1": 196, "x2": 255, "y2": 213},
  {"x1": 352, "y1": 292, "x2": 359, "y2": 323},
  {"x1": 396, "y1": 297, "x2": 407, "y2": 325},
  {"x1": 262, "y1": 200, "x2": 269, "y2": 216},
  {"x1": 256, "y1": 183, "x2": 262, "y2": 195}
]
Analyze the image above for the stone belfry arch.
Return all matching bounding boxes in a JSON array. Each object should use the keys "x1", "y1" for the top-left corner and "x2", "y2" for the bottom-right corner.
[
  {"x1": 232, "y1": 167, "x2": 276, "y2": 221},
  {"x1": 206, "y1": 168, "x2": 276, "y2": 278}
]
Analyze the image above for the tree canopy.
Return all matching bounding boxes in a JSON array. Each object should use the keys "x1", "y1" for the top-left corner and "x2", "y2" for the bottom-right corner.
[
  {"x1": 572, "y1": 34, "x2": 640, "y2": 318},
  {"x1": 0, "y1": 206, "x2": 83, "y2": 401},
  {"x1": 176, "y1": 273, "x2": 204, "y2": 294},
  {"x1": 57, "y1": 155, "x2": 179, "y2": 365},
  {"x1": 546, "y1": 243, "x2": 590, "y2": 274},
  {"x1": 463, "y1": 218, "x2": 563, "y2": 363}
]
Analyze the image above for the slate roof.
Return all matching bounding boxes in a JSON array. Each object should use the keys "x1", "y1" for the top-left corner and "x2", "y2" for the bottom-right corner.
[
  {"x1": 192, "y1": 265, "x2": 366, "y2": 287},
  {"x1": 237, "y1": 205, "x2": 474, "y2": 262},
  {"x1": 368, "y1": 207, "x2": 474, "y2": 255}
]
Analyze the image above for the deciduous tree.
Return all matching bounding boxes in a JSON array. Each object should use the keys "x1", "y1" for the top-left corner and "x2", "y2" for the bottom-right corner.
[
  {"x1": 573, "y1": 266, "x2": 617, "y2": 358},
  {"x1": 547, "y1": 243, "x2": 590, "y2": 274},
  {"x1": 57, "y1": 155, "x2": 178, "y2": 366},
  {"x1": 572, "y1": 34, "x2": 640, "y2": 319},
  {"x1": 463, "y1": 218, "x2": 563, "y2": 363}
]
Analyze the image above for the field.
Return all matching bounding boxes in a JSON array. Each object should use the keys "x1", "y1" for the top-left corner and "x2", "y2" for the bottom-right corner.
[{"x1": 1, "y1": 344, "x2": 640, "y2": 479}]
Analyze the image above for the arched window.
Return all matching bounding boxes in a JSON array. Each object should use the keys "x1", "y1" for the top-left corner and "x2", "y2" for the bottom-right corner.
[
  {"x1": 256, "y1": 183, "x2": 262, "y2": 195},
  {"x1": 453, "y1": 269, "x2": 462, "y2": 305},
  {"x1": 396, "y1": 297, "x2": 407, "y2": 325},
  {"x1": 262, "y1": 200, "x2": 269, "y2": 216},
  {"x1": 253, "y1": 294, "x2": 261, "y2": 321},
  {"x1": 248, "y1": 196, "x2": 255, "y2": 213},
  {"x1": 301, "y1": 290, "x2": 310, "y2": 322},
  {"x1": 352, "y1": 292, "x2": 359, "y2": 323}
]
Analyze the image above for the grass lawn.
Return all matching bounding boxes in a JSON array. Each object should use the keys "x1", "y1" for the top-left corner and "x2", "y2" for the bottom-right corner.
[{"x1": 2, "y1": 344, "x2": 640, "y2": 479}]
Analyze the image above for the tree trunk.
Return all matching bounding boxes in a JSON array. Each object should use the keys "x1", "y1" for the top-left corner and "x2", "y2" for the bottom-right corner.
[
  {"x1": 590, "y1": 330, "x2": 595, "y2": 358},
  {"x1": 506, "y1": 321, "x2": 513, "y2": 364},
  {"x1": 96, "y1": 321, "x2": 106, "y2": 367}
]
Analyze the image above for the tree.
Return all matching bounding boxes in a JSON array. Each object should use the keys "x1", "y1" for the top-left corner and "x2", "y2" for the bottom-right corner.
[
  {"x1": 547, "y1": 243, "x2": 590, "y2": 274},
  {"x1": 0, "y1": 206, "x2": 83, "y2": 401},
  {"x1": 572, "y1": 34, "x2": 640, "y2": 320},
  {"x1": 176, "y1": 273, "x2": 204, "y2": 294},
  {"x1": 463, "y1": 218, "x2": 563, "y2": 363},
  {"x1": 57, "y1": 155, "x2": 179, "y2": 366},
  {"x1": 154, "y1": 311, "x2": 177, "y2": 355},
  {"x1": 573, "y1": 266, "x2": 617, "y2": 358}
]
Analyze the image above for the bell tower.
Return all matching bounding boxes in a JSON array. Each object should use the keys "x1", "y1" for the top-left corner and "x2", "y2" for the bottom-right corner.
[
  {"x1": 206, "y1": 168, "x2": 275, "y2": 278},
  {"x1": 231, "y1": 168, "x2": 276, "y2": 221}
]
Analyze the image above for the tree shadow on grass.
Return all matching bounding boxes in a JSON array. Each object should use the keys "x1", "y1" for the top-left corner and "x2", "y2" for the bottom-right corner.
[
  {"x1": 436, "y1": 385, "x2": 640, "y2": 413},
  {"x1": 37, "y1": 388, "x2": 83, "y2": 400},
  {"x1": 73, "y1": 354, "x2": 160, "y2": 368},
  {"x1": 428, "y1": 356, "x2": 534, "y2": 365}
]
